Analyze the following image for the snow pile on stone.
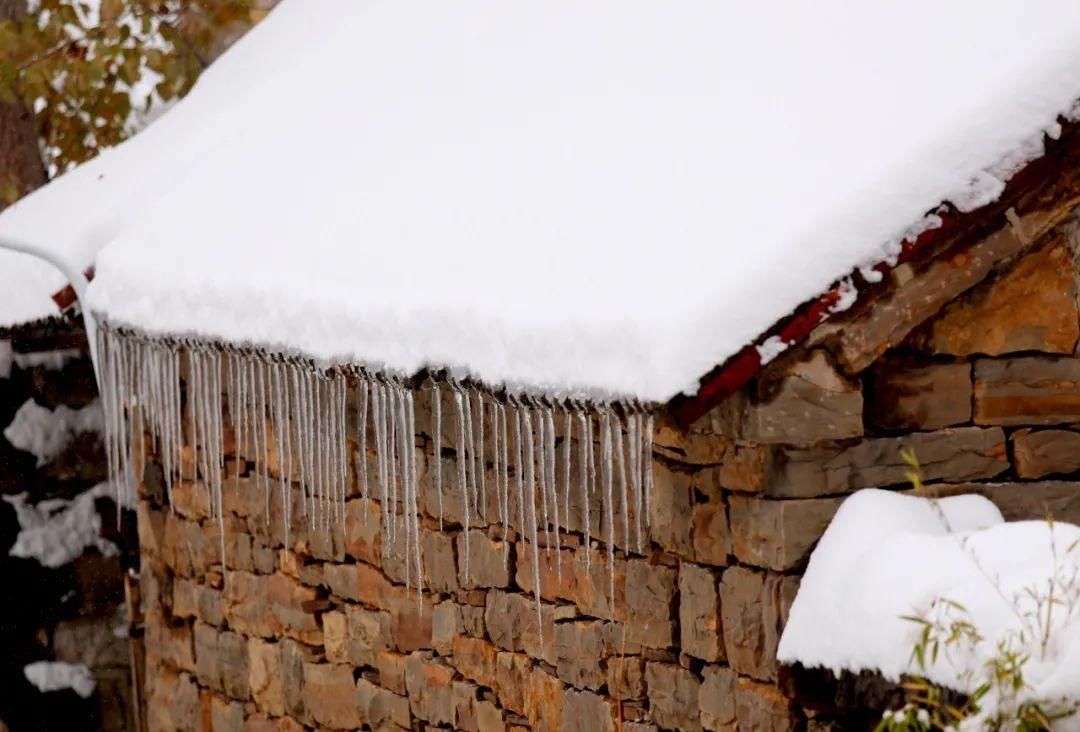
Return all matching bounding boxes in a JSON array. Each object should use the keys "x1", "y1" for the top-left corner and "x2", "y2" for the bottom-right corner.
[
  {"x1": 779, "y1": 489, "x2": 1080, "y2": 721},
  {"x1": 23, "y1": 661, "x2": 97, "y2": 698},
  {"x1": 5, "y1": 1, "x2": 1080, "y2": 399},
  {"x1": 13, "y1": 348, "x2": 82, "y2": 372},
  {"x1": 4, "y1": 398, "x2": 103, "y2": 467},
  {"x1": 3, "y1": 484, "x2": 119, "y2": 568}
]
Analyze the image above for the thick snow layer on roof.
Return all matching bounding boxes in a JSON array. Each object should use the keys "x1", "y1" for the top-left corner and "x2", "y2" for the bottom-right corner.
[
  {"x1": 779, "y1": 490, "x2": 1080, "y2": 724},
  {"x1": 5, "y1": 2, "x2": 1080, "y2": 398}
]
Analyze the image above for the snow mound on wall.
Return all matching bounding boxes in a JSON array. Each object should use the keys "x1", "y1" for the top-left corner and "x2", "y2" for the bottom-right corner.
[
  {"x1": 779, "y1": 489, "x2": 1080, "y2": 722},
  {"x1": 23, "y1": 661, "x2": 97, "y2": 698},
  {"x1": 3, "y1": 484, "x2": 119, "y2": 568},
  {"x1": 6, "y1": 1, "x2": 1080, "y2": 399},
  {"x1": 3, "y1": 398, "x2": 103, "y2": 467}
]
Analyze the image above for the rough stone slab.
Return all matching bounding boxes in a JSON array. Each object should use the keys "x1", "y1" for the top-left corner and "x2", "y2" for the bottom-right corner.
[
  {"x1": 719, "y1": 568, "x2": 798, "y2": 681},
  {"x1": 649, "y1": 462, "x2": 694, "y2": 555},
  {"x1": 699, "y1": 665, "x2": 737, "y2": 731},
  {"x1": 866, "y1": 360, "x2": 972, "y2": 430},
  {"x1": 742, "y1": 351, "x2": 864, "y2": 446},
  {"x1": 909, "y1": 238, "x2": 1079, "y2": 357},
  {"x1": 679, "y1": 563, "x2": 723, "y2": 662},
  {"x1": 975, "y1": 356, "x2": 1080, "y2": 426},
  {"x1": 728, "y1": 496, "x2": 841, "y2": 571},
  {"x1": 248, "y1": 637, "x2": 284, "y2": 717},
  {"x1": 765, "y1": 426, "x2": 1007, "y2": 498},
  {"x1": 303, "y1": 663, "x2": 363, "y2": 729},
  {"x1": 554, "y1": 620, "x2": 606, "y2": 690},
  {"x1": 559, "y1": 688, "x2": 616, "y2": 732},
  {"x1": 405, "y1": 653, "x2": 455, "y2": 726},
  {"x1": 735, "y1": 676, "x2": 799, "y2": 731},
  {"x1": 645, "y1": 662, "x2": 703, "y2": 732},
  {"x1": 524, "y1": 666, "x2": 565, "y2": 732},
  {"x1": 1012, "y1": 428, "x2": 1080, "y2": 479},
  {"x1": 692, "y1": 500, "x2": 732, "y2": 566}
]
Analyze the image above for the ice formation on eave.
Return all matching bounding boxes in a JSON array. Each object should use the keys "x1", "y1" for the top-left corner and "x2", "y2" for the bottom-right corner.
[{"x1": 779, "y1": 490, "x2": 1080, "y2": 726}]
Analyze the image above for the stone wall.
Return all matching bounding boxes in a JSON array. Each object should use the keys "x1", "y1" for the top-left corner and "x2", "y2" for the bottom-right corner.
[
  {"x1": 0, "y1": 321, "x2": 134, "y2": 732},
  {"x1": 136, "y1": 219, "x2": 1080, "y2": 731}
]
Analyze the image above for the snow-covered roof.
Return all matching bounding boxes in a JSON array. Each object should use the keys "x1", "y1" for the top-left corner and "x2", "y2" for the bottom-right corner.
[
  {"x1": 779, "y1": 490, "x2": 1080, "y2": 725},
  {"x1": 4, "y1": 1, "x2": 1080, "y2": 400}
]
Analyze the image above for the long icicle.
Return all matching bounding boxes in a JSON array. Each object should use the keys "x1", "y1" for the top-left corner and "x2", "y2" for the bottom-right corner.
[
  {"x1": 521, "y1": 402, "x2": 543, "y2": 641},
  {"x1": 431, "y1": 380, "x2": 442, "y2": 530},
  {"x1": 628, "y1": 412, "x2": 642, "y2": 555},
  {"x1": 577, "y1": 407, "x2": 590, "y2": 569},
  {"x1": 358, "y1": 376, "x2": 370, "y2": 505},
  {"x1": 499, "y1": 402, "x2": 510, "y2": 567},
  {"x1": 612, "y1": 410, "x2": 630, "y2": 552},
  {"x1": 545, "y1": 406, "x2": 560, "y2": 581},
  {"x1": 601, "y1": 408, "x2": 615, "y2": 606},
  {"x1": 453, "y1": 385, "x2": 470, "y2": 583},
  {"x1": 533, "y1": 406, "x2": 551, "y2": 554},
  {"x1": 476, "y1": 391, "x2": 486, "y2": 522},
  {"x1": 643, "y1": 412, "x2": 654, "y2": 541}
]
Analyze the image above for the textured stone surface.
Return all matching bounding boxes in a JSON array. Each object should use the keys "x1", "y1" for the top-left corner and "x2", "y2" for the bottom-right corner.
[
  {"x1": 554, "y1": 620, "x2": 606, "y2": 690},
  {"x1": 1011, "y1": 428, "x2": 1080, "y2": 478},
  {"x1": 975, "y1": 356, "x2": 1080, "y2": 426},
  {"x1": 866, "y1": 360, "x2": 972, "y2": 430},
  {"x1": 764, "y1": 427, "x2": 1008, "y2": 498},
  {"x1": 910, "y1": 238, "x2": 1079, "y2": 357},
  {"x1": 719, "y1": 568, "x2": 797, "y2": 681},
  {"x1": 742, "y1": 351, "x2": 864, "y2": 446},
  {"x1": 699, "y1": 665, "x2": 737, "y2": 731},
  {"x1": 303, "y1": 663, "x2": 362, "y2": 729},
  {"x1": 728, "y1": 496, "x2": 841, "y2": 571},
  {"x1": 679, "y1": 563, "x2": 722, "y2": 661},
  {"x1": 645, "y1": 662, "x2": 703, "y2": 731},
  {"x1": 735, "y1": 677, "x2": 798, "y2": 731},
  {"x1": 560, "y1": 688, "x2": 616, "y2": 732}
]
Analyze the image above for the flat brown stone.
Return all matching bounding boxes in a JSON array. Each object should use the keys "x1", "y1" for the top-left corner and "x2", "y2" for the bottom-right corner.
[
  {"x1": 1013, "y1": 428, "x2": 1080, "y2": 479},
  {"x1": 765, "y1": 426, "x2": 1008, "y2": 498},
  {"x1": 728, "y1": 496, "x2": 841, "y2": 571},
  {"x1": 866, "y1": 359, "x2": 972, "y2": 430},
  {"x1": 975, "y1": 356, "x2": 1080, "y2": 426},
  {"x1": 679, "y1": 563, "x2": 723, "y2": 662},
  {"x1": 719, "y1": 568, "x2": 797, "y2": 681},
  {"x1": 909, "y1": 238, "x2": 1079, "y2": 357}
]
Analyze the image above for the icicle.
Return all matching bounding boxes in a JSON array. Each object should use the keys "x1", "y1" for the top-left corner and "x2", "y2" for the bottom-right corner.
[
  {"x1": 576, "y1": 408, "x2": 590, "y2": 568},
  {"x1": 372, "y1": 381, "x2": 389, "y2": 559},
  {"x1": 544, "y1": 406, "x2": 560, "y2": 580},
  {"x1": 562, "y1": 408, "x2": 572, "y2": 544},
  {"x1": 453, "y1": 385, "x2": 470, "y2": 582},
  {"x1": 521, "y1": 401, "x2": 543, "y2": 640},
  {"x1": 406, "y1": 388, "x2": 423, "y2": 609},
  {"x1": 358, "y1": 376, "x2": 370, "y2": 505},
  {"x1": 612, "y1": 410, "x2": 630, "y2": 552},
  {"x1": 395, "y1": 384, "x2": 410, "y2": 590},
  {"x1": 338, "y1": 374, "x2": 348, "y2": 528},
  {"x1": 533, "y1": 406, "x2": 550, "y2": 554},
  {"x1": 387, "y1": 381, "x2": 399, "y2": 547},
  {"x1": 491, "y1": 399, "x2": 501, "y2": 537},
  {"x1": 512, "y1": 400, "x2": 525, "y2": 554},
  {"x1": 476, "y1": 391, "x2": 486, "y2": 521},
  {"x1": 642, "y1": 412, "x2": 654, "y2": 540},
  {"x1": 498, "y1": 402, "x2": 510, "y2": 567},
  {"x1": 289, "y1": 364, "x2": 306, "y2": 521},
  {"x1": 430, "y1": 380, "x2": 442, "y2": 529},
  {"x1": 463, "y1": 389, "x2": 477, "y2": 524},
  {"x1": 627, "y1": 413, "x2": 642, "y2": 554},
  {"x1": 600, "y1": 408, "x2": 614, "y2": 605}
]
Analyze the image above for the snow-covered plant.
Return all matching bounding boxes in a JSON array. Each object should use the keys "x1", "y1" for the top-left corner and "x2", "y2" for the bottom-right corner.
[{"x1": 877, "y1": 450, "x2": 1080, "y2": 732}]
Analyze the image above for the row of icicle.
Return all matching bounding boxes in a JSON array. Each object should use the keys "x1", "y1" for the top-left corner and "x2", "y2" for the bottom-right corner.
[{"x1": 97, "y1": 327, "x2": 655, "y2": 631}]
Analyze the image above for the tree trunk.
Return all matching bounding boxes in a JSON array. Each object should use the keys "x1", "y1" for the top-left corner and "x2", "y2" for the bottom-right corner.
[{"x1": 0, "y1": 0, "x2": 47, "y2": 211}]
